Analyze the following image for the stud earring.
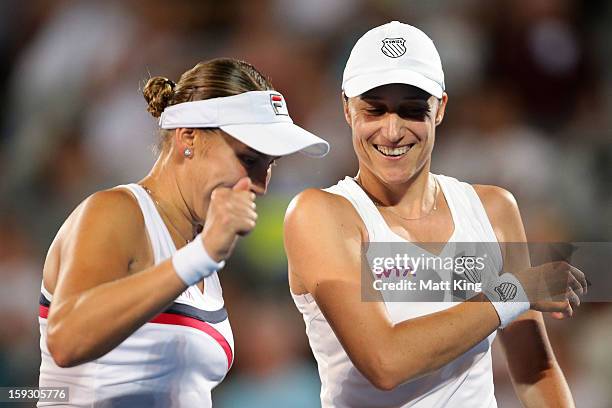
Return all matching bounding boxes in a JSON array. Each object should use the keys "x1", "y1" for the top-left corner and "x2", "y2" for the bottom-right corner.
[{"x1": 183, "y1": 147, "x2": 193, "y2": 158}]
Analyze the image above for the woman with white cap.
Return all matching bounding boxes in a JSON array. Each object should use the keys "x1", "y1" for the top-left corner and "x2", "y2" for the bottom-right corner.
[
  {"x1": 38, "y1": 58, "x2": 329, "y2": 407},
  {"x1": 285, "y1": 22, "x2": 585, "y2": 407}
]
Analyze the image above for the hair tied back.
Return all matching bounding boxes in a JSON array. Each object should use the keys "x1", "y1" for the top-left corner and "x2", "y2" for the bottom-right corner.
[{"x1": 143, "y1": 76, "x2": 177, "y2": 118}]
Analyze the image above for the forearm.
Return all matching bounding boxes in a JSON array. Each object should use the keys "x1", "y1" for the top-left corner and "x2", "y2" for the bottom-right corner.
[
  {"x1": 380, "y1": 294, "x2": 501, "y2": 388},
  {"x1": 513, "y1": 363, "x2": 574, "y2": 408},
  {"x1": 46, "y1": 258, "x2": 186, "y2": 367}
]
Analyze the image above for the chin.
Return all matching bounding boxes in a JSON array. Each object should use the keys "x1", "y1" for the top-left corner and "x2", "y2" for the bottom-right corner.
[{"x1": 376, "y1": 169, "x2": 418, "y2": 186}]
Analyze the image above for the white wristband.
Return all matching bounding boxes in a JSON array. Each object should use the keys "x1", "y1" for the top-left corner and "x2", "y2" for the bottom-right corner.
[
  {"x1": 483, "y1": 273, "x2": 530, "y2": 329},
  {"x1": 172, "y1": 237, "x2": 225, "y2": 286}
]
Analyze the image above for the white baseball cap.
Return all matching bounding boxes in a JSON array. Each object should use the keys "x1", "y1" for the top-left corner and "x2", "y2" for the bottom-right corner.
[
  {"x1": 159, "y1": 90, "x2": 329, "y2": 157},
  {"x1": 342, "y1": 21, "x2": 445, "y2": 98}
]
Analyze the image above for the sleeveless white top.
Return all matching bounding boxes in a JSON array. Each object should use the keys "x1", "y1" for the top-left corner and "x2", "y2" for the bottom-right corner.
[
  {"x1": 38, "y1": 184, "x2": 234, "y2": 407},
  {"x1": 291, "y1": 174, "x2": 503, "y2": 408}
]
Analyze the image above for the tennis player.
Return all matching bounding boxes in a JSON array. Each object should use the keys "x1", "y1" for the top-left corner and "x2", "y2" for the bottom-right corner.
[
  {"x1": 285, "y1": 22, "x2": 586, "y2": 407},
  {"x1": 38, "y1": 58, "x2": 329, "y2": 407}
]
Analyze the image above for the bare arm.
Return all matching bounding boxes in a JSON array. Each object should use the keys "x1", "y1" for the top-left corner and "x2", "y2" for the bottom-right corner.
[
  {"x1": 46, "y1": 190, "x2": 188, "y2": 367},
  {"x1": 501, "y1": 313, "x2": 574, "y2": 407},
  {"x1": 284, "y1": 189, "x2": 502, "y2": 390},
  {"x1": 475, "y1": 185, "x2": 575, "y2": 407},
  {"x1": 46, "y1": 179, "x2": 256, "y2": 367}
]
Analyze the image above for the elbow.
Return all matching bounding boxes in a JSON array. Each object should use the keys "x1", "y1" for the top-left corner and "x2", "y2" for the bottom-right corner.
[
  {"x1": 46, "y1": 324, "x2": 80, "y2": 368},
  {"x1": 47, "y1": 337, "x2": 76, "y2": 368},
  {"x1": 361, "y1": 348, "x2": 431, "y2": 391},
  {"x1": 368, "y1": 374, "x2": 398, "y2": 392},
  {"x1": 361, "y1": 351, "x2": 406, "y2": 391}
]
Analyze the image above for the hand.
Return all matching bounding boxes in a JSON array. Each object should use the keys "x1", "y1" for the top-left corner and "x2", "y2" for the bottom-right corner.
[
  {"x1": 200, "y1": 177, "x2": 257, "y2": 262},
  {"x1": 514, "y1": 261, "x2": 588, "y2": 319}
]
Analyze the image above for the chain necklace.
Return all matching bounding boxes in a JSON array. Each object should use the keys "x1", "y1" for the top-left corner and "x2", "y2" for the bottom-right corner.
[
  {"x1": 355, "y1": 176, "x2": 439, "y2": 221},
  {"x1": 140, "y1": 185, "x2": 194, "y2": 244}
]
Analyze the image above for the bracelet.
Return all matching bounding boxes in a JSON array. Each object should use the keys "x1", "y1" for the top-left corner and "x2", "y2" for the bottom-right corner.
[
  {"x1": 172, "y1": 237, "x2": 225, "y2": 286},
  {"x1": 483, "y1": 273, "x2": 530, "y2": 329}
]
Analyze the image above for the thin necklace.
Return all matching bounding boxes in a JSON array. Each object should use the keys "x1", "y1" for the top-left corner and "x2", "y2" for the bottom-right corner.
[
  {"x1": 355, "y1": 176, "x2": 439, "y2": 221},
  {"x1": 140, "y1": 185, "x2": 194, "y2": 244}
]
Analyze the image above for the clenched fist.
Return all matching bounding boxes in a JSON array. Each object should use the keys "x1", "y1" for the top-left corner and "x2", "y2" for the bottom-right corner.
[{"x1": 200, "y1": 177, "x2": 257, "y2": 262}]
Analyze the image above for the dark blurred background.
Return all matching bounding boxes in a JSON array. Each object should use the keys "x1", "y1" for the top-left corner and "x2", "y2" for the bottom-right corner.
[{"x1": 0, "y1": 0, "x2": 611, "y2": 407}]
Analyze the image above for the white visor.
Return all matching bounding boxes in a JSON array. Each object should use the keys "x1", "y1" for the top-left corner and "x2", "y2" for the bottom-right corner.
[{"x1": 159, "y1": 90, "x2": 329, "y2": 157}]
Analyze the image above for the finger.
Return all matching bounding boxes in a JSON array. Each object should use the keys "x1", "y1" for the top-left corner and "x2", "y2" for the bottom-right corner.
[
  {"x1": 210, "y1": 185, "x2": 230, "y2": 201},
  {"x1": 562, "y1": 300, "x2": 573, "y2": 318},
  {"x1": 245, "y1": 208, "x2": 258, "y2": 222},
  {"x1": 543, "y1": 298, "x2": 574, "y2": 318},
  {"x1": 227, "y1": 202, "x2": 257, "y2": 219},
  {"x1": 568, "y1": 265, "x2": 588, "y2": 295},
  {"x1": 232, "y1": 198, "x2": 257, "y2": 214},
  {"x1": 233, "y1": 190, "x2": 256, "y2": 205},
  {"x1": 235, "y1": 190, "x2": 256, "y2": 202},
  {"x1": 550, "y1": 311, "x2": 566, "y2": 320},
  {"x1": 586, "y1": 278, "x2": 592, "y2": 294},
  {"x1": 236, "y1": 218, "x2": 257, "y2": 236},
  {"x1": 234, "y1": 208, "x2": 258, "y2": 229},
  {"x1": 232, "y1": 177, "x2": 252, "y2": 192},
  {"x1": 535, "y1": 300, "x2": 567, "y2": 313},
  {"x1": 239, "y1": 192, "x2": 257, "y2": 209},
  {"x1": 567, "y1": 287, "x2": 580, "y2": 310},
  {"x1": 567, "y1": 273, "x2": 583, "y2": 296}
]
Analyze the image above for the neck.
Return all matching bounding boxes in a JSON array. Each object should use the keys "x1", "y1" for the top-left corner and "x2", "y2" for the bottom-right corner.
[
  {"x1": 139, "y1": 152, "x2": 199, "y2": 242},
  {"x1": 356, "y1": 162, "x2": 436, "y2": 218}
]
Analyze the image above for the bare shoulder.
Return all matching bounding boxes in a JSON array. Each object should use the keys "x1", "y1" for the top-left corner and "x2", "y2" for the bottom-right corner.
[
  {"x1": 284, "y1": 188, "x2": 366, "y2": 293},
  {"x1": 472, "y1": 184, "x2": 525, "y2": 242},
  {"x1": 285, "y1": 188, "x2": 348, "y2": 219},
  {"x1": 284, "y1": 188, "x2": 365, "y2": 241},
  {"x1": 61, "y1": 187, "x2": 145, "y2": 241},
  {"x1": 44, "y1": 187, "x2": 147, "y2": 295},
  {"x1": 88, "y1": 186, "x2": 144, "y2": 220},
  {"x1": 472, "y1": 184, "x2": 518, "y2": 216}
]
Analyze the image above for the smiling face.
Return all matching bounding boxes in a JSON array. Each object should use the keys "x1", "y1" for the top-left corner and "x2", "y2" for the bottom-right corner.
[{"x1": 343, "y1": 83, "x2": 448, "y2": 185}]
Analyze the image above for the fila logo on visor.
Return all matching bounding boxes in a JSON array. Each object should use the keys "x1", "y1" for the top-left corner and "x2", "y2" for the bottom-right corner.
[
  {"x1": 381, "y1": 37, "x2": 406, "y2": 58},
  {"x1": 270, "y1": 93, "x2": 289, "y2": 116}
]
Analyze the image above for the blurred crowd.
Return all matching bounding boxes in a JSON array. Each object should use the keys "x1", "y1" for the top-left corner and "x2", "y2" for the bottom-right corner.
[{"x1": 0, "y1": 0, "x2": 610, "y2": 407}]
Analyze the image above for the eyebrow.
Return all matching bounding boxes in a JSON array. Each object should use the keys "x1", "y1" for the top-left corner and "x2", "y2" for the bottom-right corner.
[{"x1": 360, "y1": 98, "x2": 431, "y2": 109}]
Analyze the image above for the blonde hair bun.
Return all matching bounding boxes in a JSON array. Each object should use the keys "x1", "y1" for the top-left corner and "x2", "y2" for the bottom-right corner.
[{"x1": 143, "y1": 76, "x2": 176, "y2": 118}]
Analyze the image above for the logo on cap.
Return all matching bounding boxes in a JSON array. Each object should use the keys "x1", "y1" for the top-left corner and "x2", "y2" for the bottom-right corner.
[
  {"x1": 270, "y1": 93, "x2": 289, "y2": 116},
  {"x1": 381, "y1": 38, "x2": 406, "y2": 58}
]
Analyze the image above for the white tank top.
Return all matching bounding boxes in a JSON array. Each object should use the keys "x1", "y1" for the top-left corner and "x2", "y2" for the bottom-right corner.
[
  {"x1": 38, "y1": 184, "x2": 234, "y2": 408},
  {"x1": 291, "y1": 174, "x2": 503, "y2": 408}
]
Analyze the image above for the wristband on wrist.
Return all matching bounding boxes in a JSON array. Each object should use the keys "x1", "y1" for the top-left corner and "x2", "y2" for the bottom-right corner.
[
  {"x1": 483, "y1": 273, "x2": 530, "y2": 329},
  {"x1": 172, "y1": 238, "x2": 225, "y2": 286}
]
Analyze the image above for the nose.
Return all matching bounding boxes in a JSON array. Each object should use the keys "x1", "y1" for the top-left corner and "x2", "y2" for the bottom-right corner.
[{"x1": 382, "y1": 113, "x2": 403, "y2": 143}]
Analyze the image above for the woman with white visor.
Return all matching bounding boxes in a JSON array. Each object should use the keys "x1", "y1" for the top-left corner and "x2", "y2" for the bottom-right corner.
[
  {"x1": 285, "y1": 22, "x2": 586, "y2": 407},
  {"x1": 38, "y1": 58, "x2": 329, "y2": 407}
]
